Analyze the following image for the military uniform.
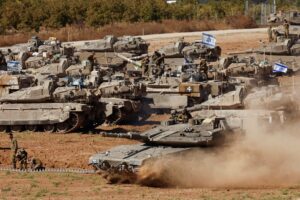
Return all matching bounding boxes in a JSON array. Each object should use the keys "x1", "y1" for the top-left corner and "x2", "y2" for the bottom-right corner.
[
  {"x1": 31, "y1": 158, "x2": 44, "y2": 171},
  {"x1": 268, "y1": 26, "x2": 273, "y2": 42},
  {"x1": 283, "y1": 20, "x2": 290, "y2": 38},
  {"x1": 16, "y1": 148, "x2": 28, "y2": 170},
  {"x1": 10, "y1": 137, "x2": 18, "y2": 169},
  {"x1": 0, "y1": 51, "x2": 7, "y2": 71},
  {"x1": 141, "y1": 56, "x2": 150, "y2": 77}
]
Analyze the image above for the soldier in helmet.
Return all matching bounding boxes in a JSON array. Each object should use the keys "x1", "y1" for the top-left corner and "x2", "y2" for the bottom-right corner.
[
  {"x1": 16, "y1": 148, "x2": 28, "y2": 170},
  {"x1": 283, "y1": 19, "x2": 290, "y2": 38},
  {"x1": 9, "y1": 133, "x2": 18, "y2": 169},
  {"x1": 30, "y1": 157, "x2": 45, "y2": 171}
]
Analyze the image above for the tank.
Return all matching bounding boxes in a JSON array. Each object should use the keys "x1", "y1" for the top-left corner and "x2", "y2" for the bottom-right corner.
[
  {"x1": 98, "y1": 77, "x2": 146, "y2": 124},
  {"x1": 0, "y1": 72, "x2": 35, "y2": 97},
  {"x1": 78, "y1": 35, "x2": 118, "y2": 52},
  {"x1": 89, "y1": 116, "x2": 233, "y2": 182},
  {"x1": 158, "y1": 39, "x2": 189, "y2": 58},
  {"x1": 0, "y1": 79, "x2": 104, "y2": 133},
  {"x1": 182, "y1": 42, "x2": 221, "y2": 62},
  {"x1": 113, "y1": 36, "x2": 149, "y2": 55}
]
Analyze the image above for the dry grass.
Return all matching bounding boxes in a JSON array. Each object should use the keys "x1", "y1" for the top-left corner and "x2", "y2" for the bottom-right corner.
[
  {"x1": 0, "y1": 17, "x2": 257, "y2": 47},
  {"x1": 0, "y1": 172, "x2": 299, "y2": 200}
]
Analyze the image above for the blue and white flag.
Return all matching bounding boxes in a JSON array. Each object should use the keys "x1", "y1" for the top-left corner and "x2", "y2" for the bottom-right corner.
[
  {"x1": 273, "y1": 63, "x2": 288, "y2": 73},
  {"x1": 202, "y1": 33, "x2": 216, "y2": 48}
]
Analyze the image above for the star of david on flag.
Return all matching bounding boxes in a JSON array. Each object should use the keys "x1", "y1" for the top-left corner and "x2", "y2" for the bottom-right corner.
[
  {"x1": 273, "y1": 63, "x2": 288, "y2": 73},
  {"x1": 202, "y1": 33, "x2": 216, "y2": 48}
]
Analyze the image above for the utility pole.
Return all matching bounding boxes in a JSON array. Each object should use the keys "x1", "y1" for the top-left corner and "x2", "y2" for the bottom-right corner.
[
  {"x1": 245, "y1": 0, "x2": 249, "y2": 16},
  {"x1": 273, "y1": 0, "x2": 276, "y2": 14}
]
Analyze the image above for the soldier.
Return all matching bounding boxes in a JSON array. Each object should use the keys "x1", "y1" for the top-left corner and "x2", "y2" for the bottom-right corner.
[
  {"x1": 0, "y1": 51, "x2": 7, "y2": 71},
  {"x1": 180, "y1": 108, "x2": 192, "y2": 123},
  {"x1": 7, "y1": 49, "x2": 15, "y2": 61},
  {"x1": 272, "y1": 29, "x2": 279, "y2": 43},
  {"x1": 9, "y1": 133, "x2": 18, "y2": 169},
  {"x1": 283, "y1": 19, "x2": 290, "y2": 38},
  {"x1": 268, "y1": 25, "x2": 273, "y2": 42},
  {"x1": 16, "y1": 148, "x2": 28, "y2": 170},
  {"x1": 156, "y1": 53, "x2": 165, "y2": 67},
  {"x1": 30, "y1": 157, "x2": 45, "y2": 171},
  {"x1": 87, "y1": 52, "x2": 96, "y2": 67},
  {"x1": 141, "y1": 55, "x2": 150, "y2": 77}
]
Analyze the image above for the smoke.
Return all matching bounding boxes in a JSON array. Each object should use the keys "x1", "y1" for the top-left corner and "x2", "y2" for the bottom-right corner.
[{"x1": 137, "y1": 115, "x2": 300, "y2": 188}]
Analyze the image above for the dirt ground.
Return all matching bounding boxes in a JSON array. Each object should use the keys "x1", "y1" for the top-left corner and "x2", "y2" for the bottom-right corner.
[{"x1": 2, "y1": 32, "x2": 296, "y2": 200}]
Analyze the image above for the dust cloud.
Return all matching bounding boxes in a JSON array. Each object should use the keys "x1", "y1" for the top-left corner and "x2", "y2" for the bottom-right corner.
[{"x1": 138, "y1": 116, "x2": 300, "y2": 188}]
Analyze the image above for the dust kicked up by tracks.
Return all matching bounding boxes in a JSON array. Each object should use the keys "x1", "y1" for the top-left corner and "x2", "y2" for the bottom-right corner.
[{"x1": 137, "y1": 117, "x2": 300, "y2": 188}]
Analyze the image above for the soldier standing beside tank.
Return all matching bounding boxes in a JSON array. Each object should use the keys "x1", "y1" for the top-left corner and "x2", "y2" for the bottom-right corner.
[
  {"x1": 268, "y1": 25, "x2": 273, "y2": 42},
  {"x1": 9, "y1": 133, "x2": 18, "y2": 169},
  {"x1": 88, "y1": 52, "x2": 96, "y2": 67},
  {"x1": 141, "y1": 55, "x2": 150, "y2": 77},
  {"x1": 283, "y1": 19, "x2": 290, "y2": 39},
  {"x1": 7, "y1": 49, "x2": 15, "y2": 61},
  {"x1": 0, "y1": 51, "x2": 7, "y2": 71},
  {"x1": 16, "y1": 148, "x2": 28, "y2": 170}
]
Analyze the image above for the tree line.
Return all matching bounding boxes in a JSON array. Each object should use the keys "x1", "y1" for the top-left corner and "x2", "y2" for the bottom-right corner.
[{"x1": 0, "y1": 0, "x2": 297, "y2": 33}]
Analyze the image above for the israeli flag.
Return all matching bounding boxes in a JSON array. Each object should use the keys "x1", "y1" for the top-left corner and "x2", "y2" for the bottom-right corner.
[
  {"x1": 273, "y1": 63, "x2": 288, "y2": 73},
  {"x1": 202, "y1": 33, "x2": 216, "y2": 48}
]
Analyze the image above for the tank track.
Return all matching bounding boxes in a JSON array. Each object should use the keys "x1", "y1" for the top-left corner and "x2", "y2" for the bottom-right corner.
[{"x1": 0, "y1": 166, "x2": 96, "y2": 174}]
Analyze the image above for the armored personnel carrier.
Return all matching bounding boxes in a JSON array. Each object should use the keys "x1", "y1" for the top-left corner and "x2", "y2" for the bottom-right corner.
[{"x1": 89, "y1": 116, "x2": 233, "y2": 183}]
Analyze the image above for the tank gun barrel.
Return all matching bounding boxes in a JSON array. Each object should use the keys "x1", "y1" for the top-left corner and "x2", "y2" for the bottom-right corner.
[
  {"x1": 101, "y1": 132, "x2": 144, "y2": 140},
  {"x1": 228, "y1": 49, "x2": 258, "y2": 55},
  {"x1": 115, "y1": 53, "x2": 142, "y2": 68}
]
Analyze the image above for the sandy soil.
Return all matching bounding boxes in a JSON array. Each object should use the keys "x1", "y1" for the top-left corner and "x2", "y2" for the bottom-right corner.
[
  {"x1": 0, "y1": 171, "x2": 299, "y2": 200},
  {"x1": 1, "y1": 31, "x2": 293, "y2": 200}
]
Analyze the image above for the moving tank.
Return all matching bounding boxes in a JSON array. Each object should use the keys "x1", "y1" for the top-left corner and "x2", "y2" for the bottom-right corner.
[{"x1": 89, "y1": 116, "x2": 235, "y2": 183}]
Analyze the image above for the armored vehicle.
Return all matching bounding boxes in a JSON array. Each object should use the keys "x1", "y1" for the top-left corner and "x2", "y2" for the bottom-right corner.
[
  {"x1": 182, "y1": 42, "x2": 221, "y2": 62},
  {"x1": 0, "y1": 72, "x2": 35, "y2": 97},
  {"x1": 89, "y1": 116, "x2": 233, "y2": 182},
  {"x1": 158, "y1": 39, "x2": 189, "y2": 58},
  {"x1": 78, "y1": 35, "x2": 118, "y2": 52},
  {"x1": 113, "y1": 36, "x2": 149, "y2": 55},
  {"x1": 98, "y1": 78, "x2": 146, "y2": 124},
  {"x1": 268, "y1": 11, "x2": 300, "y2": 25},
  {"x1": 0, "y1": 79, "x2": 104, "y2": 133},
  {"x1": 8, "y1": 36, "x2": 44, "y2": 54}
]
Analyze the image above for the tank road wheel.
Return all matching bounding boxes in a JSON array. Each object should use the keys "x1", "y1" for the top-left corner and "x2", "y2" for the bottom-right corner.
[
  {"x1": 67, "y1": 113, "x2": 82, "y2": 133},
  {"x1": 25, "y1": 125, "x2": 38, "y2": 132},
  {"x1": 56, "y1": 113, "x2": 82, "y2": 133},
  {"x1": 0, "y1": 126, "x2": 7, "y2": 133},
  {"x1": 11, "y1": 125, "x2": 23, "y2": 133},
  {"x1": 43, "y1": 124, "x2": 55, "y2": 133},
  {"x1": 56, "y1": 122, "x2": 70, "y2": 134}
]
